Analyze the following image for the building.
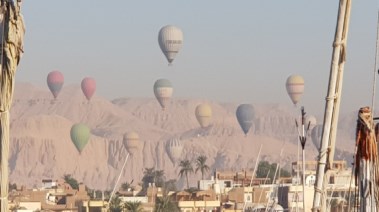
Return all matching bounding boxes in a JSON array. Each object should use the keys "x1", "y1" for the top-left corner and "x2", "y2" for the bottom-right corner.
[
  {"x1": 176, "y1": 189, "x2": 221, "y2": 212},
  {"x1": 9, "y1": 179, "x2": 90, "y2": 211}
]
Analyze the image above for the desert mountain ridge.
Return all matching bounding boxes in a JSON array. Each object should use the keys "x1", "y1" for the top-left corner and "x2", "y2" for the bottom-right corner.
[{"x1": 8, "y1": 82, "x2": 357, "y2": 190}]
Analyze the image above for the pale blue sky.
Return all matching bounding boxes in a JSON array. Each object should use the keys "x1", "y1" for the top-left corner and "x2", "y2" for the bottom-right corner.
[{"x1": 17, "y1": 1, "x2": 379, "y2": 117}]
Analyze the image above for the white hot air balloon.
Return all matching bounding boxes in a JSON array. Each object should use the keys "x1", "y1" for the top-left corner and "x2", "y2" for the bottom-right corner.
[
  {"x1": 123, "y1": 132, "x2": 140, "y2": 155},
  {"x1": 154, "y1": 79, "x2": 173, "y2": 111},
  {"x1": 305, "y1": 115, "x2": 317, "y2": 130},
  {"x1": 311, "y1": 124, "x2": 323, "y2": 150},
  {"x1": 158, "y1": 25, "x2": 183, "y2": 65},
  {"x1": 166, "y1": 137, "x2": 183, "y2": 164},
  {"x1": 285, "y1": 74, "x2": 304, "y2": 105}
]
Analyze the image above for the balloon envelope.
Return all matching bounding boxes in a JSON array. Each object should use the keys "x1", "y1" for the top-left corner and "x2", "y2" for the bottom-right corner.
[
  {"x1": 311, "y1": 124, "x2": 323, "y2": 149},
  {"x1": 158, "y1": 25, "x2": 183, "y2": 64},
  {"x1": 305, "y1": 115, "x2": 317, "y2": 129},
  {"x1": 236, "y1": 104, "x2": 255, "y2": 135},
  {"x1": 81, "y1": 77, "x2": 96, "y2": 101},
  {"x1": 285, "y1": 75, "x2": 304, "y2": 105},
  {"x1": 166, "y1": 137, "x2": 183, "y2": 164},
  {"x1": 123, "y1": 132, "x2": 139, "y2": 155},
  {"x1": 195, "y1": 104, "x2": 212, "y2": 128},
  {"x1": 153, "y1": 79, "x2": 173, "y2": 110},
  {"x1": 70, "y1": 123, "x2": 90, "y2": 153},
  {"x1": 47, "y1": 71, "x2": 64, "y2": 99}
]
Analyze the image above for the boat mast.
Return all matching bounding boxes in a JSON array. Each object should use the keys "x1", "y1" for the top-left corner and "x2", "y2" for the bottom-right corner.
[{"x1": 312, "y1": 0, "x2": 352, "y2": 211}]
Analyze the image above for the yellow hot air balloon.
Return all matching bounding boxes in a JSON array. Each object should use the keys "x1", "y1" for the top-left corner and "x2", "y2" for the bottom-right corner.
[
  {"x1": 123, "y1": 132, "x2": 139, "y2": 155},
  {"x1": 195, "y1": 104, "x2": 212, "y2": 128},
  {"x1": 285, "y1": 75, "x2": 304, "y2": 105}
]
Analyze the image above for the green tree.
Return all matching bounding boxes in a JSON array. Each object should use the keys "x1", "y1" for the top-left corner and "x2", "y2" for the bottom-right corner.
[
  {"x1": 154, "y1": 170, "x2": 165, "y2": 187},
  {"x1": 63, "y1": 174, "x2": 79, "y2": 190},
  {"x1": 154, "y1": 195, "x2": 179, "y2": 212},
  {"x1": 164, "y1": 179, "x2": 177, "y2": 192},
  {"x1": 141, "y1": 168, "x2": 166, "y2": 195},
  {"x1": 124, "y1": 201, "x2": 144, "y2": 212},
  {"x1": 195, "y1": 155, "x2": 210, "y2": 180},
  {"x1": 178, "y1": 159, "x2": 194, "y2": 189},
  {"x1": 109, "y1": 196, "x2": 123, "y2": 212},
  {"x1": 256, "y1": 161, "x2": 291, "y2": 182},
  {"x1": 86, "y1": 188, "x2": 103, "y2": 200},
  {"x1": 8, "y1": 183, "x2": 17, "y2": 191},
  {"x1": 121, "y1": 180, "x2": 134, "y2": 191},
  {"x1": 185, "y1": 187, "x2": 200, "y2": 194}
]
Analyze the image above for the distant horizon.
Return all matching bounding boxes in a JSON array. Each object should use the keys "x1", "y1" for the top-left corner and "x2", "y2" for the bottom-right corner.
[{"x1": 14, "y1": 81, "x2": 362, "y2": 120}]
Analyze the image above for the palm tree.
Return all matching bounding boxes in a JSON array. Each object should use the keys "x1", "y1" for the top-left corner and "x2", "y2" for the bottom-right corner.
[
  {"x1": 154, "y1": 195, "x2": 179, "y2": 212},
  {"x1": 109, "y1": 196, "x2": 123, "y2": 212},
  {"x1": 124, "y1": 201, "x2": 144, "y2": 212},
  {"x1": 63, "y1": 174, "x2": 79, "y2": 190},
  {"x1": 195, "y1": 155, "x2": 210, "y2": 180},
  {"x1": 154, "y1": 169, "x2": 165, "y2": 187},
  {"x1": 178, "y1": 159, "x2": 193, "y2": 189},
  {"x1": 121, "y1": 180, "x2": 134, "y2": 191}
]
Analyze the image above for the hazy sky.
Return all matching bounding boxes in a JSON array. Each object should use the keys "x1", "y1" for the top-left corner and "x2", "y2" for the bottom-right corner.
[{"x1": 17, "y1": 1, "x2": 379, "y2": 117}]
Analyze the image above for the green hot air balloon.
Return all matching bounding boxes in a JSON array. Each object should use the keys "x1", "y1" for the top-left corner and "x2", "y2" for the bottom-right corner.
[{"x1": 70, "y1": 123, "x2": 90, "y2": 153}]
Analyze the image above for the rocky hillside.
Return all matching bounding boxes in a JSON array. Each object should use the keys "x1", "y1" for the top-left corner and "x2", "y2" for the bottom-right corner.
[{"x1": 8, "y1": 83, "x2": 357, "y2": 190}]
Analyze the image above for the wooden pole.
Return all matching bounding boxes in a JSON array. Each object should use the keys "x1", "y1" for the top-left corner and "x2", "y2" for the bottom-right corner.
[
  {"x1": 312, "y1": 0, "x2": 352, "y2": 211},
  {"x1": 0, "y1": 1, "x2": 25, "y2": 211}
]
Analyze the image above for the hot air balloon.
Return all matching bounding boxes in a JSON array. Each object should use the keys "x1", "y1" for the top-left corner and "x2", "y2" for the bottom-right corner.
[
  {"x1": 81, "y1": 77, "x2": 96, "y2": 101},
  {"x1": 153, "y1": 79, "x2": 173, "y2": 110},
  {"x1": 70, "y1": 123, "x2": 90, "y2": 153},
  {"x1": 158, "y1": 25, "x2": 183, "y2": 65},
  {"x1": 195, "y1": 104, "x2": 212, "y2": 128},
  {"x1": 47, "y1": 71, "x2": 64, "y2": 99},
  {"x1": 305, "y1": 115, "x2": 317, "y2": 130},
  {"x1": 311, "y1": 124, "x2": 323, "y2": 150},
  {"x1": 285, "y1": 75, "x2": 304, "y2": 105},
  {"x1": 236, "y1": 104, "x2": 255, "y2": 135},
  {"x1": 123, "y1": 132, "x2": 139, "y2": 155},
  {"x1": 166, "y1": 137, "x2": 183, "y2": 164}
]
